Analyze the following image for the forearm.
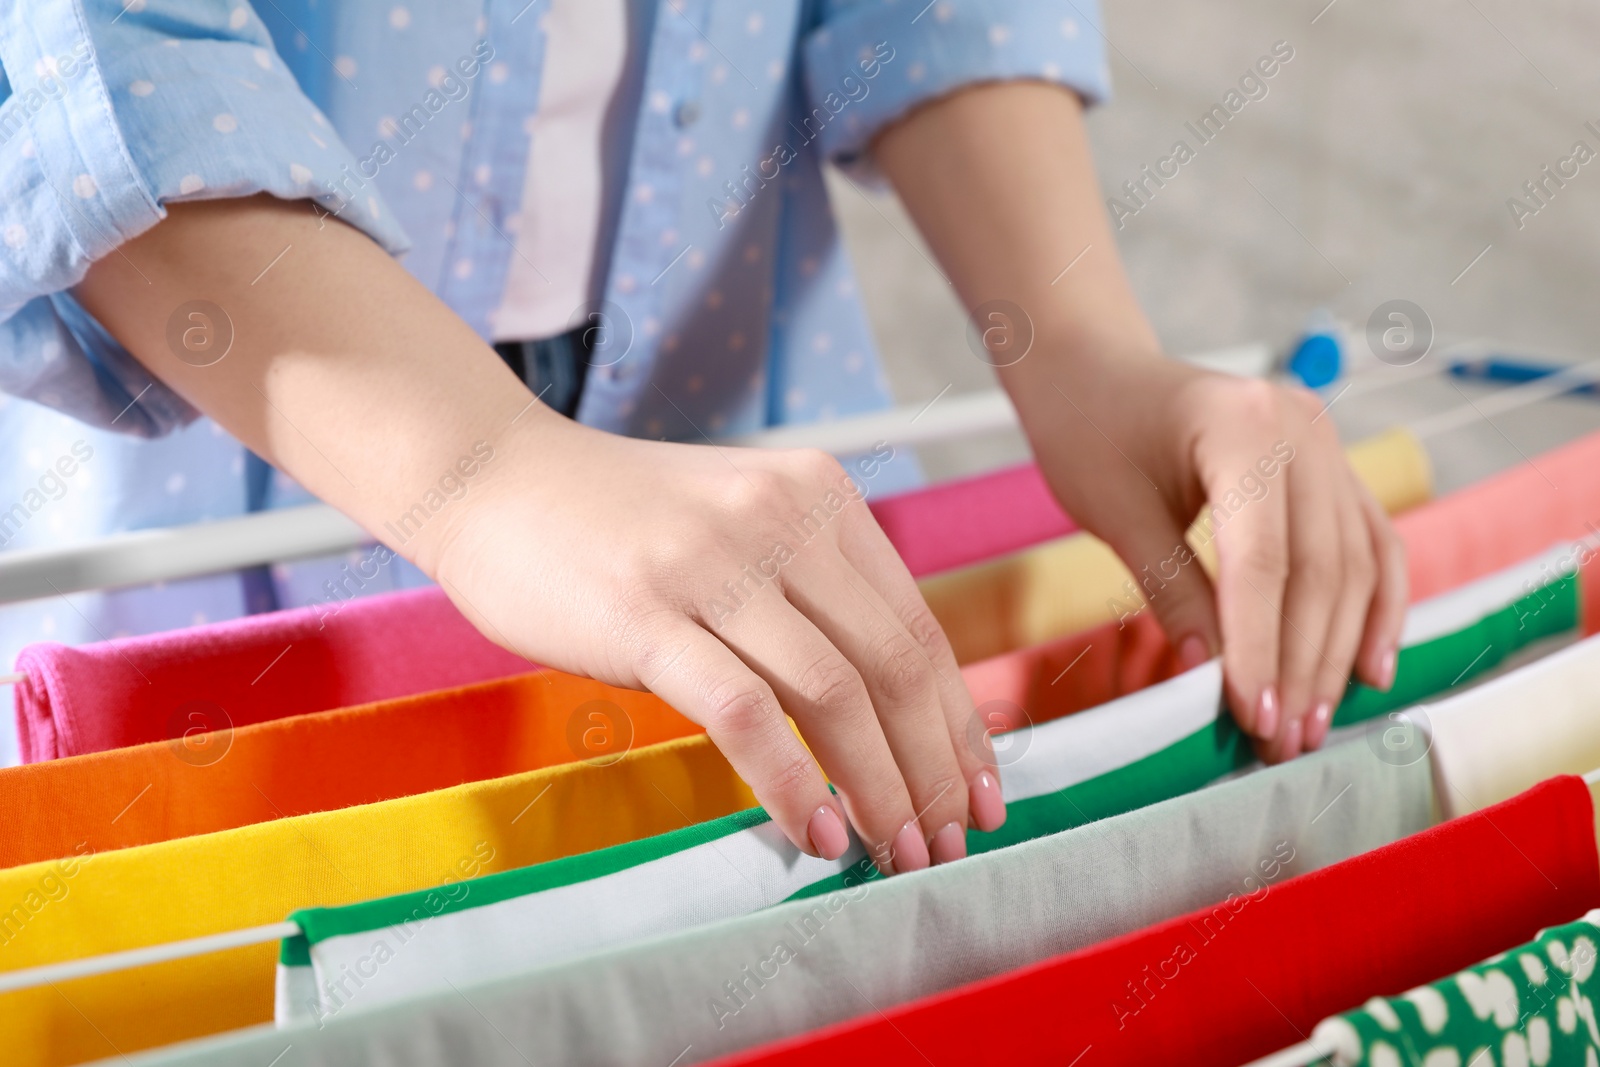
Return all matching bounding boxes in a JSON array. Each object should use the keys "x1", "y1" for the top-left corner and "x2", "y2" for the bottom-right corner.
[
  {"x1": 73, "y1": 195, "x2": 557, "y2": 575},
  {"x1": 872, "y1": 80, "x2": 1164, "y2": 404},
  {"x1": 877, "y1": 81, "x2": 1408, "y2": 762}
]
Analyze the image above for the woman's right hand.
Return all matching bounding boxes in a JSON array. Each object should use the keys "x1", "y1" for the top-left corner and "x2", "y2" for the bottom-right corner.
[
  {"x1": 429, "y1": 415, "x2": 1005, "y2": 873},
  {"x1": 74, "y1": 194, "x2": 998, "y2": 872}
]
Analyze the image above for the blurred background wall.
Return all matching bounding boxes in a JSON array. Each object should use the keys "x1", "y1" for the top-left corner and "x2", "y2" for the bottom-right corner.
[{"x1": 833, "y1": 0, "x2": 1600, "y2": 494}]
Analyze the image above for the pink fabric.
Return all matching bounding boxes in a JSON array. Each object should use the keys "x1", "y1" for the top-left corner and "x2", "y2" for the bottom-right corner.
[
  {"x1": 1396, "y1": 430, "x2": 1600, "y2": 600},
  {"x1": 13, "y1": 588, "x2": 530, "y2": 762},
  {"x1": 867, "y1": 463, "x2": 1075, "y2": 578},
  {"x1": 869, "y1": 429, "x2": 1600, "y2": 595},
  {"x1": 12, "y1": 467, "x2": 1077, "y2": 763},
  {"x1": 961, "y1": 613, "x2": 1177, "y2": 731}
]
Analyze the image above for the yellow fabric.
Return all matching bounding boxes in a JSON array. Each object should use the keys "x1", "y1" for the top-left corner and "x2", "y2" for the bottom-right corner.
[
  {"x1": 0, "y1": 733, "x2": 752, "y2": 1066},
  {"x1": 1344, "y1": 426, "x2": 1434, "y2": 516},
  {"x1": 923, "y1": 427, "x2": 1432, "y2": 663}
]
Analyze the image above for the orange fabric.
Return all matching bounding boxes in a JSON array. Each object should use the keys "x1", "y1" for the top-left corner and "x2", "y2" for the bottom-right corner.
[{"x1": 0, "y1": 670, "x2": 697, "y2": 872}]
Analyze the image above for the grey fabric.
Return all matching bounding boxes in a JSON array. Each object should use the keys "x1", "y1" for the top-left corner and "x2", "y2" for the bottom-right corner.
[{"x1": 120, "y1": 738, "x2": 1434, "y2": 1067}]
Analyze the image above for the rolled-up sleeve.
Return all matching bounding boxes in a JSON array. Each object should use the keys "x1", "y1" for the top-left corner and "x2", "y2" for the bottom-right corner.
[
  {"x1": 0, "y1": 0, "x2": 408, "y2": 436},
  {"x1": 802, "y1": 0, "x2": 1113, "y2": 174}
]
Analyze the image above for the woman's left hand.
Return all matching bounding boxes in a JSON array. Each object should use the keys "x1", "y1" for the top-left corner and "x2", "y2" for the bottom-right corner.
[
  {"x1": 1015, "y1": 346, "x2": 1408, "y2": 762},
  {"x1": 873, "y1": 79, "x2": 1406, "y2": 761}
]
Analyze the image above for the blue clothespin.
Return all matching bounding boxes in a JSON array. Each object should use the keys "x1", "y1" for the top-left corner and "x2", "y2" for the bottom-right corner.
[{"x1": 1286, "y1": 314, "x2": 1343, "y2": 389}]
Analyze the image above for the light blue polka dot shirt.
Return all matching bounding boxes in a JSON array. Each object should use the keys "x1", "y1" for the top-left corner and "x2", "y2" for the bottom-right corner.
[{"x1": 0, "y1": 0, "x2": 1108, "y2": 761}]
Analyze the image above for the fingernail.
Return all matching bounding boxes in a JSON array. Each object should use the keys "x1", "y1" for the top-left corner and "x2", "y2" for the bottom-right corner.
[
  {"x1": 807, "y1": 806, "x2": 848, "y2": 861},
  {"x1": 1176, "y1": 634, "x2": 1210, "y2": 672},
  {"x1": 1379, "y1": 647, "x2": 1397, "y2": 692},
  {"x1": 929, "y1": 822, "x2": 967, "y2": 866},
  {"x1": 890, "y1": 820, "x2": 930, "y2": 875},
  {"x1": 968, "y1": 769, "x2": 1006, "y2": 833},
  {"x1": 1305, "y1": 701, "x2": 1332, "y2": 751},
  {"x1": 1282, "y1": 716, "x2": 1303, "y2": 759},
  {"x1": 1255, "y1": 685, "x2": 1280, "y2": 740}
]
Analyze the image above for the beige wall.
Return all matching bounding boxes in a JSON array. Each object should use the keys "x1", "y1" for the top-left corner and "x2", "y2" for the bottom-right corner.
[{"x1": 832, "y1": 0, "x2": 1600, "y2": 493}]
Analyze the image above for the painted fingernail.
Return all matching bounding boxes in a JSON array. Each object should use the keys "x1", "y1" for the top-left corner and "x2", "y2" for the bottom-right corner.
[
  {"x1": 1177, "y1": 634, "x2": 1210, "y2": 672},
  {"x1": 969, "y1": 769, "x2": 1006, "y2": 833},
  {"x1": 807, "y1": 805, "x2": 848, "y2": 861},
  {"x1": 1255, "y1": 685, "x2": 1280, "y2": 740},
  {"x1": 1305, "y1": 701, "x2": 1333, "y2": 751},
  {"x1": 929, "y1": 822, "x2": 967, "y2": 866},
  {"x1": 1282, "y1": 716, "x2": 1303, "y2": 759},
  {"x1": 1379, "y1": 647, "x2": 1398, "y2": 691},
  {"x1": 890, "y1": 820, "x2": 930, "y2": 875}
]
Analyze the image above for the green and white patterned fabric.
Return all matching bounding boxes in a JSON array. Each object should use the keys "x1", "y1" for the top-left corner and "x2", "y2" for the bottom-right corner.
[
  {"x1": 1312, "y1": 911, "x2": 1600, "y2": 1067},
  {"x1": 275, "y1": 544, "x2": 1585, "y2": 1026}
]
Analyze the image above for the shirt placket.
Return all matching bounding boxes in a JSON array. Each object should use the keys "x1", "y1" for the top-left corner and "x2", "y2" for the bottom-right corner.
[
  {"x1": 435, "y1": 0, "x2": 549, "y2": 341},
  {"x1": 576, "y1": 0, "x2": 711, "y2": 433}
]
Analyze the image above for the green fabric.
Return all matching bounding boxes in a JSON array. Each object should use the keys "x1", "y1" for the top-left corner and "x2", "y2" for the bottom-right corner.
[
  {"x1": 281, "y1": 805, "x2": 775, "y2": 963},
  {"x1": 1334, "y1": 571, "x2": 1578, "y2": 725},
  {"x1": 793, "y1": 574, "x2": 1580, "y2": 901},
  {"x1": 281, "y1": 572, "x2": 1580, "y2": 952},
  {"x1": 1316, "y1": 914, "x2": 1600, "y2": 1065}
]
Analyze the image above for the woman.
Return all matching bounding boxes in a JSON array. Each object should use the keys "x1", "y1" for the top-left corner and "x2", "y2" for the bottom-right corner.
[{"x1": 0, "y1": 0, "x2": 1403, "y2": 873}]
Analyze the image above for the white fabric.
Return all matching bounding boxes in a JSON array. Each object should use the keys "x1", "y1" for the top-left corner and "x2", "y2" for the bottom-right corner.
[
  {"x1": 493, "y1": 0, "x2": 634, "y2": 340},
  {"x1": 1428, "y1": 629, "x2": 1600, "y2": 817},
  {"x1": 996, "y1": 657, "x2": 1224, "y2": 801},
  {"x1": 298, "y1": 820, "x2": 870, "y2": 1027}
]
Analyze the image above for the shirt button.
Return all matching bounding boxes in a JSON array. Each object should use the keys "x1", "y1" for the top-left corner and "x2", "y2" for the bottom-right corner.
[{"x1": 674, "y1": 100, "x2": 701, "y2": 127}]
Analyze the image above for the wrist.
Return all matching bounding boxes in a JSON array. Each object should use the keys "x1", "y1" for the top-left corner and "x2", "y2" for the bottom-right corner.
[
  {"x1": 407, "y1": 401, "x2": 574, "y2": 586},
  {"x1": 999, "y1": 309, "x2": 1166, "y2": 413},
  {"x1": 997, "y1": 314, "x2": 1220, "y2": 490}
]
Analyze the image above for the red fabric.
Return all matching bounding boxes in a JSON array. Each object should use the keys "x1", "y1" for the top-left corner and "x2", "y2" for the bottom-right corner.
[
  {"x1": 12, "y1": 588, "x2": 529, "y2": 762},
  {"x1": 867, "y1": 463, "x2": 1075, "y2": 579},
  {"x1": 715, "y1": 776, "x2": 1600, "y2": 1067}
]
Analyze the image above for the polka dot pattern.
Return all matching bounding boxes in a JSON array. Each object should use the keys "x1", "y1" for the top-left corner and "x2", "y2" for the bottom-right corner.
[
  {"x1": 1313, "y1": 914, "x2": 1600, "y2": 1066},
  {"x1": 0, "y1": 0, "x2": 1109, "y2": 699}
]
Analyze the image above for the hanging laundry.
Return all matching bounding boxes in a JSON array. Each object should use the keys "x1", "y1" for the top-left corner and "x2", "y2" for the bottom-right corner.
[
  {"x1": 0, "y1": 732, "x2": 754, "y2": 1066},
  {"x1": 1, "y1": 591, "x2": 1226, "y2": 871},
  {"x1": 928, "y1": 422, "x2": 1600, "y2": 666},
  {"x1": 273, "y1": 543, "x2": 1583, "y2": 1025},
  {"x1": 12, "y1": 586, "x2": 530, "y2": 762},
  {"x1": 279, "y1": 732, "x2": 1432, "y2": 1041},
  {"x1": 0, "y1": 539, "x2": 1574, "y2": 1064},
  {"x1": 0, "y1": 671, "x2": 693, "y2": 870},
  {"x1": 866, "y1": 461, "x2": 1079, "y2": 578},
  {"x1": 0, "y1": 459, "x2": 1048, "y2": 763},
  {"x1": 1310, "y1": 911, "x2": 1600, "y2": 1066},
  {"x1": 924, "y1": 428, "x2": 1431, "y2": 662},
  {"x1": 870, "y1": 422, "x2": 1428, "y2": 580},
  {"x1": 113, "y1": 775, "x2": 1600, "y2": 1067},
  {"x1": 1427, "y1": 631, "x2": 1600, "y2": 817},
  {"x1": 713, "y1": 776, "x2": 1600, "y2": 1067},
  {"x1": 1397, "y1": 427, "x2": 1600, "y2": 606},
  {"x1": 7, "y1": 426, "x2": 1433, "y2": 759}
]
